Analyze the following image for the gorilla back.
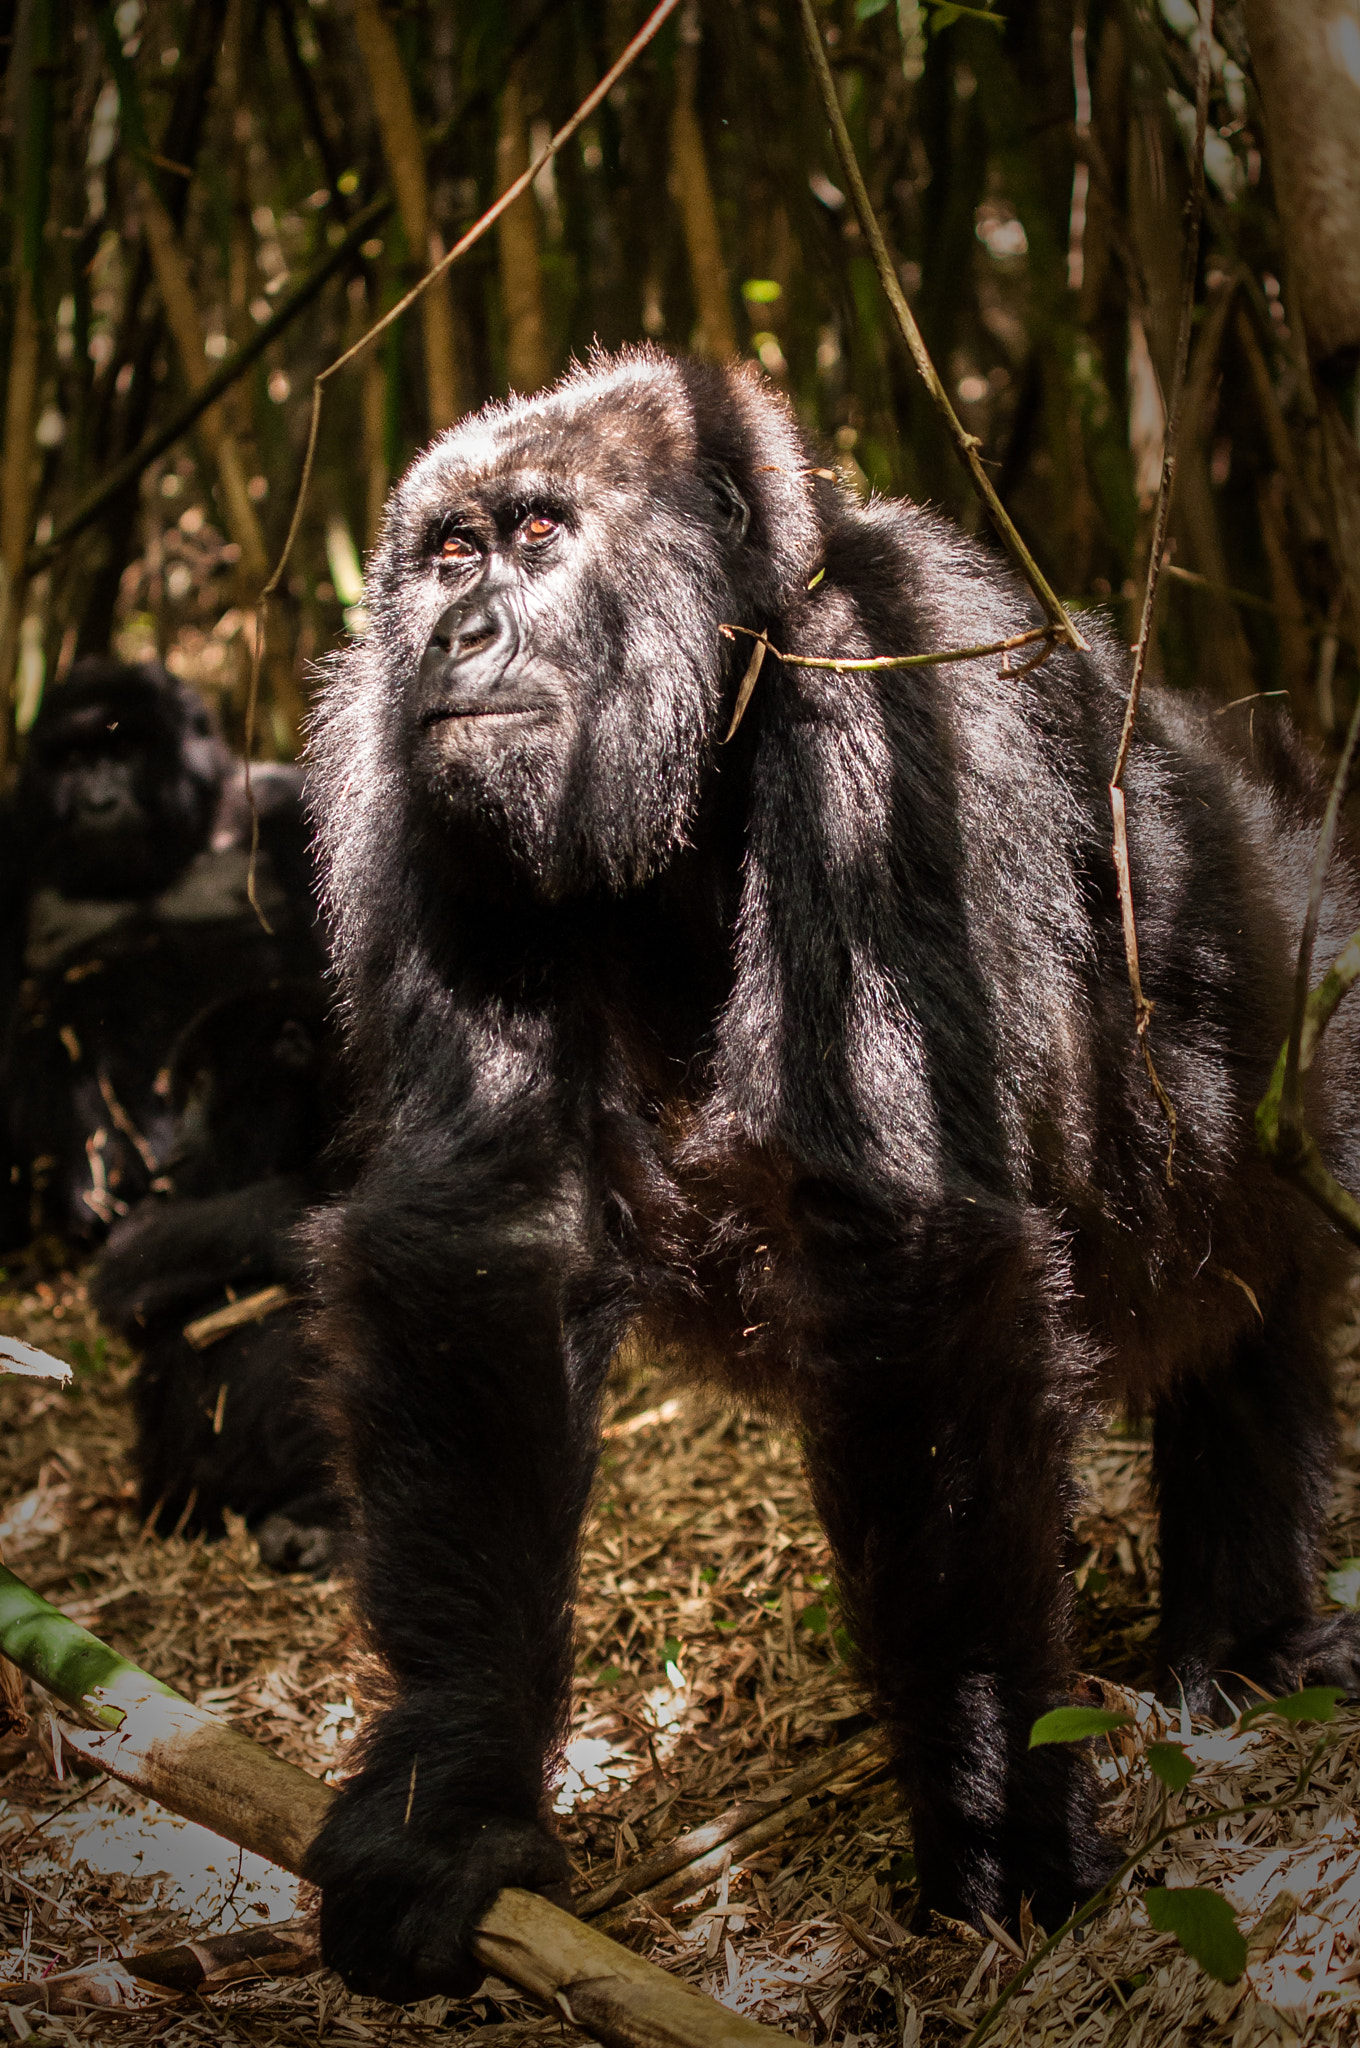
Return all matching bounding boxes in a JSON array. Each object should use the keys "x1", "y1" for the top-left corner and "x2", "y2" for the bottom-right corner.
[{"x1": 306, "y1": 349, "x2": 1360, "y2": 2000}]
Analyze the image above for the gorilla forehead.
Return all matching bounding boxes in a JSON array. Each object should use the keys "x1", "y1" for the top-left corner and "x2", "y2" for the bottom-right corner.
[{"x1": 398, "y1": 356, "x2": 706, "y2": 526}]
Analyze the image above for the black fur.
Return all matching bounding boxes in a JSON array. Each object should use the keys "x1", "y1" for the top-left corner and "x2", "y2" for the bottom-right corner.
[
  {"x1": 303, "y1": 349, "x2": 1360, "y2": 1998},
  {"x1": 91, "y1": 981, "x2": 346, "y2": 1570},
  {"x1": 0, "y1": 660, "x2": 320, "y2": 1247}
]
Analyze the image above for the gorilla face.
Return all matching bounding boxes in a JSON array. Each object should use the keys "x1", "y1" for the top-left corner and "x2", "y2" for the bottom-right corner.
[
  {"x1": 354, "y1": 352, "x2": 817, "y2": 898},
  {"x1": 22, "y1": 660, "x2": 228, "y2": 901}
]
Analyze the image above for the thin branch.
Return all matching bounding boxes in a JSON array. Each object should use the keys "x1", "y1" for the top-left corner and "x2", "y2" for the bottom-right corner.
[
  {"x1": 794, "y1": 0, "x2": 1086, "y2": 654},
  {"x1": 1104, "y1": 0, "x2": 1214, "y2": 1186},
  {"x1": 719, "y1": 622, "x2": 1058, "y2": 673},
  {"x1": 26, "y1": 196, "x2": 391, "y2": 570}
]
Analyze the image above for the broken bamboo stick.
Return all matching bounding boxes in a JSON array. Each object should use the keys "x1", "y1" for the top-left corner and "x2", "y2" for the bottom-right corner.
[
  {"x1": 577, "y1": 1724, "x2": 891, "y2": 1918},
  {"x1": 0, "y1": 1563, "x2": 790, "y2": 2048}
]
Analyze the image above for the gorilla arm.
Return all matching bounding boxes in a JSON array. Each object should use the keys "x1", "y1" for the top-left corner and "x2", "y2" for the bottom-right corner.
[{"x1": 301, "y1": 1072, "x2": 614, "y2": 2001}]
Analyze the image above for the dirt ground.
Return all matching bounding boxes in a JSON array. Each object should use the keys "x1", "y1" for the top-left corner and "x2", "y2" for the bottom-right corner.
[{"x1": 2, "y1": 1261, "x2": 1360, "y2": 2047}]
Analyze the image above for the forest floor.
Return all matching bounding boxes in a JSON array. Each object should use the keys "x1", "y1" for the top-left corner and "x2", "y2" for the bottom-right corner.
[{"x1": 2, "y1": 1265, "x2": 1360, "y2": 2048}]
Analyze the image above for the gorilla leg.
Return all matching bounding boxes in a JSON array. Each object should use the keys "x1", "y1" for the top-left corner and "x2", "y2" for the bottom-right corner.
[
  {"x1": 304, "y1": 1140, "x2": 616, "y2": 2002},
  {"x1": 798, "y1": 1203, "x2": 1119, "y2": 1933},
  {"x1": 1155, "y1": 1280, "x2": 1359, "y2": 1712}
]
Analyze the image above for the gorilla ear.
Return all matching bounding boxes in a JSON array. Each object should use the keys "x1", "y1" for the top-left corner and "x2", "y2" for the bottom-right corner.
[{"x1": 700, "y1": 461, "x2": 750, "y2": 545}]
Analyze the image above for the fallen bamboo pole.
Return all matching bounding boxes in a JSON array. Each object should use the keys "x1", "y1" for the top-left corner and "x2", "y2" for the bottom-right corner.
[{"x1": 0, "y1": 1563, "x2": 790, "y2": 2048}]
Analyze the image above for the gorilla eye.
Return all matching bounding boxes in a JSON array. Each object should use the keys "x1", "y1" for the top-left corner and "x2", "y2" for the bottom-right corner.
[
  {"x1": 439, "y1": 534, "x2": 479, "y2": 562},
  {"x1": 519, "y1": 515, "x2": 559, "y2": 544}
]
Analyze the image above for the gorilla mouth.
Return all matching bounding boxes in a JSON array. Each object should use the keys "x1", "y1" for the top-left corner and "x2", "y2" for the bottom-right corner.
[{"x1": 420, "y1": 704, "x2": 550, "y2": 729}]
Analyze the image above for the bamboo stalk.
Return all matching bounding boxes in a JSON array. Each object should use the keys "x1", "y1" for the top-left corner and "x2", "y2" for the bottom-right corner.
[
  {"x1": 497, "y1": 63, "x2": 553, "y2": 392},
  {"x1": 352, "y1": 0, "x2": 465, "y2": 430},
  {"x1": 0, "y1": 1565, "x2": 791, "y2": 2046},
  {"x1": 794, "y1": 0, "x2": 1085, "y2": 654},
  {"x1": 136, "y1": 177, "x2": 270, "y2": 590},
  {"x1": 670, "y1": 0, "x2": 737, "y2": 362},
  {"x1": 27, "y1": 196, "x2": 391, "y2": 572}
]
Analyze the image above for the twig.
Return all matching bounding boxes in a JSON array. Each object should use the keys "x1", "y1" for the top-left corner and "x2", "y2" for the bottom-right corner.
[
  {"x1": 578, "y1": 1725, "x2": 890, "y2": 1918},
  {"x1": 1104, "y1": 0, "x2": 1213, "y2": 1187},
  {"x1": 962, "y1": 1733, "x2": 1333, "y2": 2048},
  {"x1": 719, "y1": 622, "x2": 1058, "y2": 674},
  {"x1": 795, "y1": 0, "x2": 1085, "y2": 655},
  {"x1": 183, "y1": 1283, "x2": 293, "y2": 1351}
]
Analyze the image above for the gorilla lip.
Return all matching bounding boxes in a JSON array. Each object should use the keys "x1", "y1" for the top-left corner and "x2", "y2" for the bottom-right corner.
[{"x1": 419, "y1": 705, "x2": 549, "y2": 729}]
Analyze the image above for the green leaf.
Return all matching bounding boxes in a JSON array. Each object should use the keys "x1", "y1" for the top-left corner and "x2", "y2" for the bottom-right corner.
[
  {"x1": 741, "y1": 279, "x2": 783, "y2": 304},
  {"x1": 800, "y1": 1603, "x2": 829, "y2": 1634},
  {"x1": 1029, "y1": 1706, "x2": 1132, "y2": 1748},
  {"x1": 855, "y1": 0, "x2": 892, "y2": 16},
  {"x1": 833, "y1": 1625, "x2": 855, "y2": 1660},
  {"x1": 661, "y1": 1638, "x2": 681, "y2": 1665},
  {"x1": 1146, "y1": 1741, "x2": 1195, "y2": 1792},
  {"x1": 714, "y1": 1618, "x2": 737, "y2": 1632},
  {"x1": 1325, "y1": 1558, "x2": 1360, "y2": 1608},
  {"x1": 1144, "y1": 1888, "x2": 1245, "y2": 1983},
  {"x1": 887, "y1": 1851, "x2": 917, "y2": 1886},
  {"x1": 1239, "y1": 1685, "x2": 1345, "y2": 1730}
]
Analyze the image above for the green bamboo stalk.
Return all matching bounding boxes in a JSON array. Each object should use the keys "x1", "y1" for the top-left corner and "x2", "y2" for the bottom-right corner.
[{"x1": 0, "y1": 1563, "x2": 181, "y2": 1730}]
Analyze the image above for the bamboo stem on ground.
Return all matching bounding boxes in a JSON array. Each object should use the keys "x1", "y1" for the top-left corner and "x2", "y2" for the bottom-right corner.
[
  {"x1": 578, "y1": 1724, "x2": 890, "y2": 1918},
  {"x1": 0, "y1": 1564, "x2": 792, "y2": 2046}
]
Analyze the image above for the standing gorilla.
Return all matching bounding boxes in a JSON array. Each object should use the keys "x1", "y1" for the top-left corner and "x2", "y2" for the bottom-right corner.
[
  {"x1": 0, "y1": 658, "x2": 319, "y2": 1247},
  {"x1": 304, "y1": 350, "x2": 1360, "y2": 1999}
]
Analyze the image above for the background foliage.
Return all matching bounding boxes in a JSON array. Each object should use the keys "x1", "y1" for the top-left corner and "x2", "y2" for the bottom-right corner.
[{"x1": 0, "y1": 0, "x2": 1353, "y2": 763}]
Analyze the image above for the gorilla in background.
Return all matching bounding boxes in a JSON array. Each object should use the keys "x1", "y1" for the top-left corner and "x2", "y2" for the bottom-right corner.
[
  {"x1": 92, "y1": 980, "x2": 346, "y2": 1572},
  {"x1": 302, "y1": 349, "x2": 1360, "y2": 2000},
  {"x1": 0, "y1": 658, "x2": 320, "y2": 1249}
]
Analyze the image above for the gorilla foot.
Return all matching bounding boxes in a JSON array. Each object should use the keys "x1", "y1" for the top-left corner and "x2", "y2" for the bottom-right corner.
[
  {"x1": 1167, "y1": 1610, "x2": 1360, "y2": 1720},
  {"x1": 255, "y1": 1513, "x2": 340, "y2": 1575}
]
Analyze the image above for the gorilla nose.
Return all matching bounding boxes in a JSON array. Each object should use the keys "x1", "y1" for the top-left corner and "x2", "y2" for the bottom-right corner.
[{"x1": 419, "y1": 600, "x2": 520, "y2": 713}]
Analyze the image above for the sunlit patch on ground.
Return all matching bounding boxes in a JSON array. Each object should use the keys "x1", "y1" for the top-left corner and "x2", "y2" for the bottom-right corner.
[{"x1": 2, "y1": 1262, "x2": 1360, "y2": 2042}]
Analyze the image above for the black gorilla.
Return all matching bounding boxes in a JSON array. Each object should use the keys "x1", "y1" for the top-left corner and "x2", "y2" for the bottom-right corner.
[
  {"x1": 303, "y1": 349, "x2": 1360, "y2": 1998},
  {"x1": 0, "y1": 659, "x2": 319, "y2": 1247},
  {"x1": 91, "y1": 981, "x2": 346, "y2": 1570}
]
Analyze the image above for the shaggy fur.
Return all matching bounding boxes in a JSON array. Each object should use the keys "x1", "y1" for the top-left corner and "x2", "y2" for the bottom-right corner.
[
  {"x1": 91, "y1": 982, "x2": 346, "y2": 1570},
  {"x1": 303, "y1": 349, "x2": 1360, "y2": 2001},
  {"x1": 0, "y1": 661, "x2": 320, "y2": 1246}
]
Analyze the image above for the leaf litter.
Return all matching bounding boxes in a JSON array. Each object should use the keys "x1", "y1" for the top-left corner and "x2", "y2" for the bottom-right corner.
[{"x1": 0, "y1": 1263, "x2": 1359, "y2": 2045}]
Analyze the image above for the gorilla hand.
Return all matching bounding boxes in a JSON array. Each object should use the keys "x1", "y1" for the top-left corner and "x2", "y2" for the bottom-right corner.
[{"x1": 308, "y1": 1771, "x2": 571, "y2": 2004}]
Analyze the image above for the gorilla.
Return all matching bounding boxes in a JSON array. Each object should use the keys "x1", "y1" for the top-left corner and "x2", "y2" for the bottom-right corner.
[
  {"x1": 92, "y1": 980, "x2": 346, "y2": 1571},
  {"x1": 0, "y1": 659, "x2": 320, "y2": 1248},
  {"x1": 302, "y1": 348, "x2": 1360, "y2": 1999}
]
